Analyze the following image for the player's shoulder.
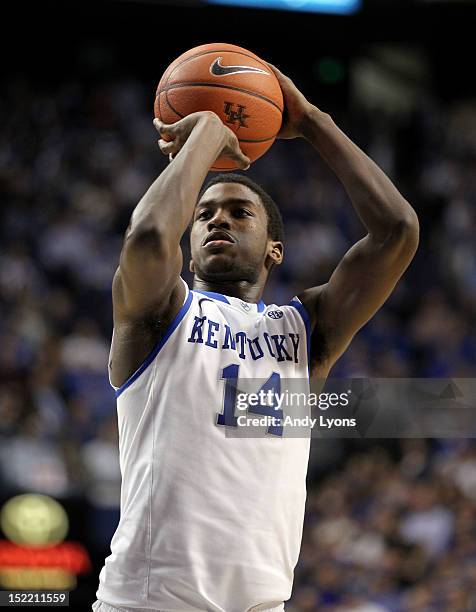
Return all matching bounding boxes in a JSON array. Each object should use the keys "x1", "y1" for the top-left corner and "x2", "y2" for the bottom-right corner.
[{"x1": 262, "y1": 296, "x2": 311, "y2": 330}]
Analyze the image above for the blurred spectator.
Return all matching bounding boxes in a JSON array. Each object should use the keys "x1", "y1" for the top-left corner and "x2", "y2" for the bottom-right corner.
[
  {"x1": 399, "y1": 481, "x2": 454, "y2": 557},
  {"x1": 0, "y1": 413, "x2": 70, "y2": 498}
]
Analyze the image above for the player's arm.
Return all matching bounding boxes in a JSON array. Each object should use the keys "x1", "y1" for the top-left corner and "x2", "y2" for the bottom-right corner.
[
  {"x1": 114, "y1": 111, "x2": 250, "y2": 322},
  {"x1": 270, "y1": 66, "x2": 419, "y2": 376}
]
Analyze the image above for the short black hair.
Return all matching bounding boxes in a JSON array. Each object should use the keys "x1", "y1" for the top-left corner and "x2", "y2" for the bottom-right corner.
[{"x1": 198, "y1": 173, "x2": 284, "y2": 244}]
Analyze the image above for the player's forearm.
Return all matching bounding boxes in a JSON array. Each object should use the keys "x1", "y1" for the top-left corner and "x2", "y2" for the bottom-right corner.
[
  {"x1": 127, "y1": 114, "x2": 225, "y2": 245},
  {"x1": 302, "y1": 107, "x2": 419, "y2": 242}
]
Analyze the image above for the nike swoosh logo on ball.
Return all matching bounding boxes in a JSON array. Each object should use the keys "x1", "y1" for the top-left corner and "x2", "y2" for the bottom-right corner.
[{"x1": 210, "y1": 57, "x2": 270, "y2": 77}]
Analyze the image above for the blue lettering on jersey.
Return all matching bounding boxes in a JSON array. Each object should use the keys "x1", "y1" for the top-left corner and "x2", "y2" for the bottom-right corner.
[
  {"x1": 271, "y1": 334, "x2": 293, "y2": 362},
  {"x1": 247, "y1": 337, "x2": 264, "y2": 360},
  {"x1": 235, "y1": 331, "x2": 247, "y2": 359},
  {"x1": 186, "y1": 317, "x2": 300, "y2": 363},
  {"x1": 222, "y1": 324, "x2": 236, "y2": 350},
  {"x1": 205, "y1": 320, "x2": 220, "y2": 348},
  {"x1": 188, "y1": 316, "x2": 206, "y2": 343},
  {"x1": 289, "y1": 333, "x2": 300, "y2": 364}
]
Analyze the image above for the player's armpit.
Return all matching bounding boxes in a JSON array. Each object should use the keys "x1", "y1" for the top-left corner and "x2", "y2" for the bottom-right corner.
[{"x1": 299, "y1": 218, "x2": 419, "y2": 374}]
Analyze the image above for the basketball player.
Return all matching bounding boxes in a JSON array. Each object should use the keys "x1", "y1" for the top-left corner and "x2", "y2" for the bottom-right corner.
[{"x1": 94, "y1": 66, "x2": 419, "y2": 611}]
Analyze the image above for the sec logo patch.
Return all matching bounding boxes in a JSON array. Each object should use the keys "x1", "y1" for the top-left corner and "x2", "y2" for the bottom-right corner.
[{"x1": 268, "y1": 310, "x2": 283, "y2": 319}]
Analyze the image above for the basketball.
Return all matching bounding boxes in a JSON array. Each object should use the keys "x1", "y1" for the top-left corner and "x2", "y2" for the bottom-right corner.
[{"x1": 154, "y1": 43, "x2": 283, "y2": 171}]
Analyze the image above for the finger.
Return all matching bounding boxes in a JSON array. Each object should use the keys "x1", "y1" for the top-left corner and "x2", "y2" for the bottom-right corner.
[
  {"x1": 240, "y1": 157, "x2": 251, "y2": 171},
  {"x1": 267, "y1": 63, "x2": 292, "y2": 85},
  {"x1": 229, "y1": 148, "x2": 251, "y2": 170},
  {"x1": 153, "y1": 118, "x2": 177, "y2": 138},
  {"x1": 233, "y1": 148, "x2": 251, "y2": 170},
  {"x1": 223, "y1": 130, "x2": 250, "y2": 168},
  {"x1": 267, "y1": 62, "x2": 284, "y2": 77},
  {"x1": 158, "y1": 139, "x2": 180, "y2": 156}
]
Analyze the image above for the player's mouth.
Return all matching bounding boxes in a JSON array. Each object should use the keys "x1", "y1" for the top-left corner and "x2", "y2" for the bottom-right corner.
[{"x1": 202, "y1": 230, "x2": 236, "y2": 249}]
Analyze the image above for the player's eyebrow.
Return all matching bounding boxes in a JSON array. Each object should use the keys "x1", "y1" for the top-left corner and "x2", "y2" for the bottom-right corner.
[{"x1": 196, "y1": 197, "x2": 257, "y2": 209}]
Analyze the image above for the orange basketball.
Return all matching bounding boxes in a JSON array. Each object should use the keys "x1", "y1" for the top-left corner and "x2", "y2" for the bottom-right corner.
[{"x1": 154, "y1": 43, "x2": 283, "y2": 171}]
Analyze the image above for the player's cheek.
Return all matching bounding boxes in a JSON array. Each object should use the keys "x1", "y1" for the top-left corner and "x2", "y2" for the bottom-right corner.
[{"x1": 189, "y1": 231, "x2": 202, "y2": 256}]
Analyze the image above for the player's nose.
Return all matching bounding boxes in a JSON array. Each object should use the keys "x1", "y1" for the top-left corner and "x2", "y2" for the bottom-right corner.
[{"x1": 207, "y1": 208, "x2": 231, "y2": 230}]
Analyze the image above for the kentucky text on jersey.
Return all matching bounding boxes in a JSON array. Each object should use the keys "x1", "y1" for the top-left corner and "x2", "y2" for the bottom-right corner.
[{"x1": 187, "y1": 315, "x2": 301, "y2": 363}]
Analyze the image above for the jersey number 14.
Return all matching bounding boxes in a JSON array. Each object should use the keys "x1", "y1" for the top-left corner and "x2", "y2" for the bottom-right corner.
[{"x1": 216, "y1": 364, "x2": 283, "y2": 437}]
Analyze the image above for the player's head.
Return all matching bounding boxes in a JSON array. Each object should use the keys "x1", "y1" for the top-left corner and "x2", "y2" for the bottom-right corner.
[{"x1": 189, "y1": 174, "x2": 284, "y2": 286}]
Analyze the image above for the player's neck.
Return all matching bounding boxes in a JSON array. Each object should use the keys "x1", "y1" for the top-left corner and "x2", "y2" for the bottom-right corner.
[{"x1": 192, "y1": 277, "x2": 263, "y2": 304}]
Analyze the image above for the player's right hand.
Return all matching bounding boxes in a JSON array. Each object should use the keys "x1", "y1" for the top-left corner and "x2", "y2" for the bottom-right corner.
[{"x1": 154, "y1": 112, "x2": 250, "y2": 170}]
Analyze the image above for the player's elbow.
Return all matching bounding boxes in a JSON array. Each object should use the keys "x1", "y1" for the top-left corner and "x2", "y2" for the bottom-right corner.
[
  {"x1": 386, "y1": 206, "x2": 420, "y2": 261},
  {"x1": 396, "y1": 206, "x2": 419, "y2": 251}
]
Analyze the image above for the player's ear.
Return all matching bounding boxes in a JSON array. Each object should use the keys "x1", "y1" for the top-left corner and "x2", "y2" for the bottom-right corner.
[
  {"x1": 266, "y1": 241, "x2": 283, "y2": 269},
  {"x1": 189, "y1": 259, "x2": 195, "y2": 273}
]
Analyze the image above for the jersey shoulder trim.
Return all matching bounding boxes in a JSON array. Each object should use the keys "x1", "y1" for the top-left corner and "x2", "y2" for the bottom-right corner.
[
  {"x1": 194, "y1": 289, "x2": 230, "y2": 304},
  {"x1": 114, "y1": 279, "x2": 192, "y2": 398},
  {"x1": 194, "y1": 289, "x2": 265, "y2": 313},
  {"x1": 288, "y1": 297, "x2": 311, "y2": 376}
]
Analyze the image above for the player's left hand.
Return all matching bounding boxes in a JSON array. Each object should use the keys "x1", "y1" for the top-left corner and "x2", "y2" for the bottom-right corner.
[{"x1": 268, "y1": 64, "x2": 315, "y2": 140}]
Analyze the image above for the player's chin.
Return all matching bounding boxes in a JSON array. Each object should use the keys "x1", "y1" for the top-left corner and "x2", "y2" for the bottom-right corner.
[
  {"x1": 201, "y1": 246, "x2": 236, "y2": 262},
  {"x1": 200, "y1": 256, "x2": 236, "y2": 276},
  {"x1": 196, "y1": 254, "x2": 246, "y2": 279}
]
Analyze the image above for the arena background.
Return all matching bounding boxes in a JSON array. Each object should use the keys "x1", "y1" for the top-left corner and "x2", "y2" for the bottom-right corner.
[{"x1": 1, "y1": 0, "x2": 476, "y2": 609}]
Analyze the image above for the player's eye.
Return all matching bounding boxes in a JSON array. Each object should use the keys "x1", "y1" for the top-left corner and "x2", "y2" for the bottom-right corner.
[
  {"x1": 197, "y1": 210, "x2": 211, "y2": 220},
  {"x1": 234, "y1": 208, "x2": 252, "y2": 217}
]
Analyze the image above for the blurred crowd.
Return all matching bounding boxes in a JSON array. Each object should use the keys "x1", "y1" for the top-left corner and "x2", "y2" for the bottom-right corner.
[
  {"x1": 290, "y1": 439, "x2": 476, "y2": 611},
  {"x1": 0, "y1": 73, "x2": 475, "y2": 609}
]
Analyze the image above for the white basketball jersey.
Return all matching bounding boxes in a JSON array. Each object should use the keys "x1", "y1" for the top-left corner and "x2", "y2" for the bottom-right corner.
[{"x1": 97, "y1": 279, "x2": 312, "y2": 612}]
